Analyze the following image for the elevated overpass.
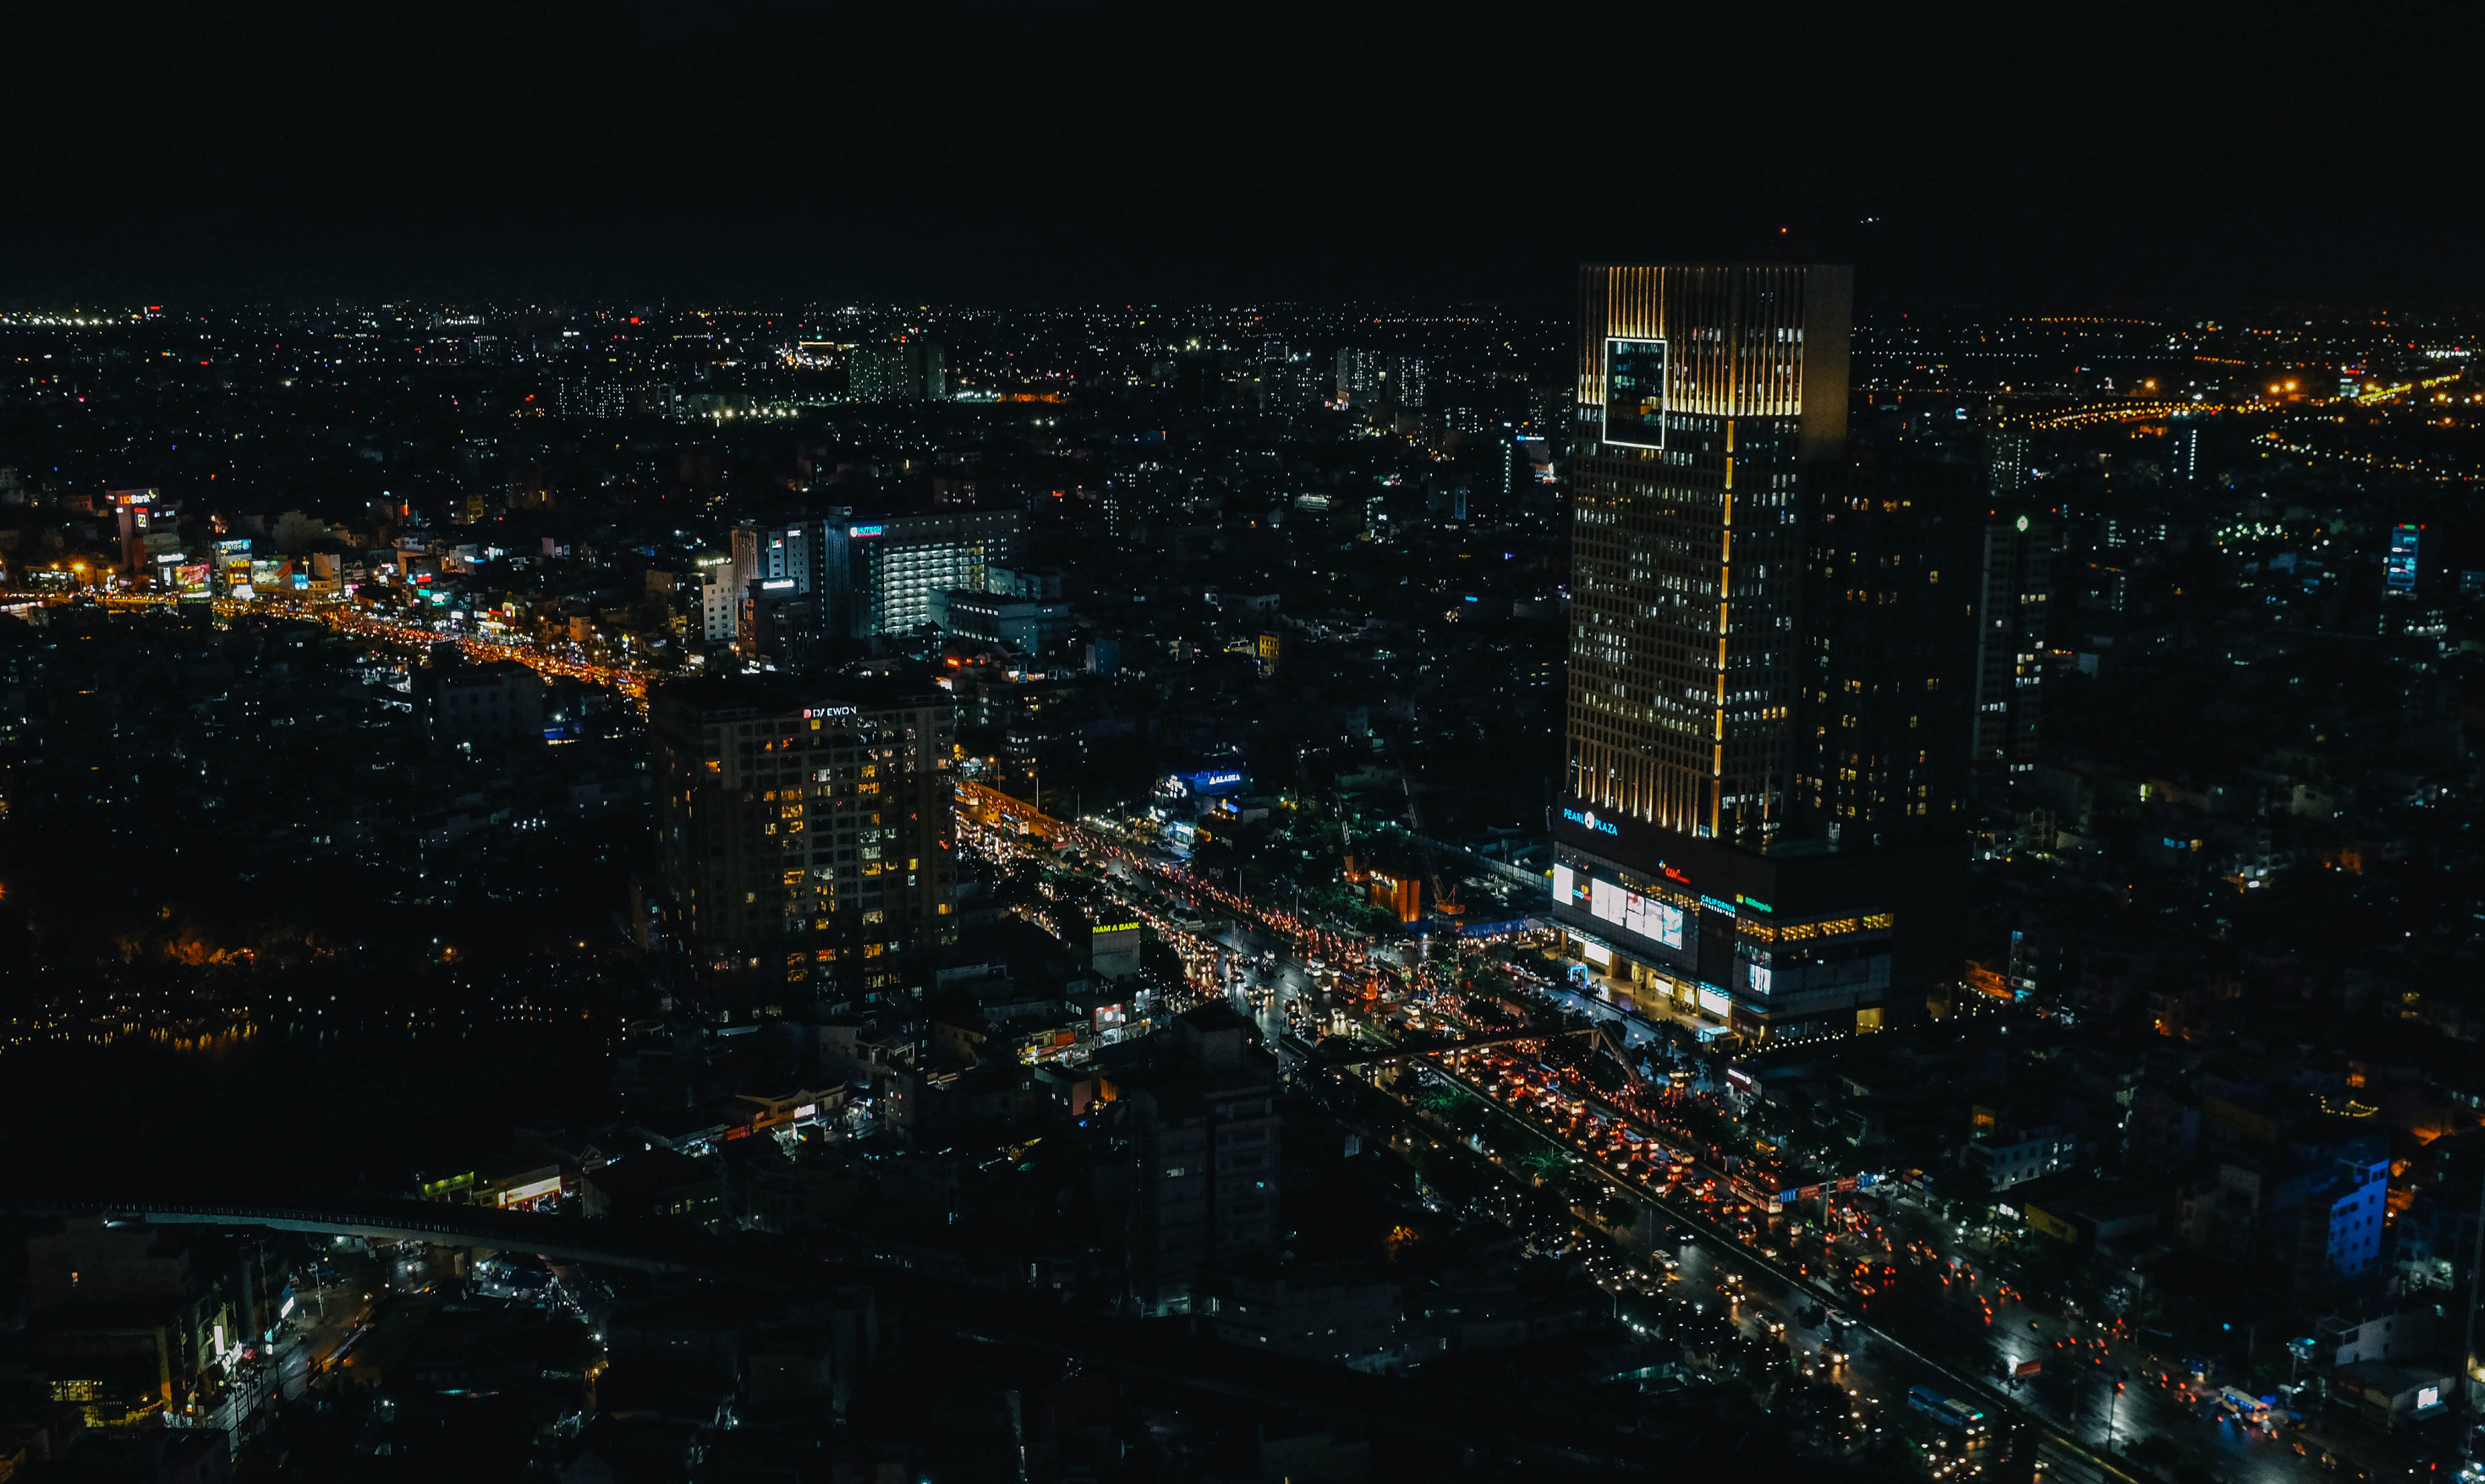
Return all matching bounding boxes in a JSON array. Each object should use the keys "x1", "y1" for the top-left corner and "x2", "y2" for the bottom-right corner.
[
  {"x1": 14, "y1": 1196, "x2": 1675, "y2": 1471},
  {"x1": 19, "y1": 1196, "x2": 734, "y2": 1272}
]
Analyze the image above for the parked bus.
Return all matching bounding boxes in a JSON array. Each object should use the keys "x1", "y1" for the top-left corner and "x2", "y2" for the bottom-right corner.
[{"x1": 1907, "y1": 1387, "x2": 1988, "y2": 1435}]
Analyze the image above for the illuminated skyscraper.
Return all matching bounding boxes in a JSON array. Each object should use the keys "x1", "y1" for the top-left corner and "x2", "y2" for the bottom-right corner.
[
  {"x1": 1565, "y1": 264, "x2": 1851, "y2": 846},
  {"x1": 1552, "y1": 265, "x2": 1968, "y2": 1043}
]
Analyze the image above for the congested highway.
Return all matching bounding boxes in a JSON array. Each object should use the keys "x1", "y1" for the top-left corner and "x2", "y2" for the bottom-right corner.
[
  {"x1": 963, "y1": 795, "x2": 2451, "y2": 1484},
  {"x1": 1397, "y1": 1032, "x2": 2427, "y2": 1484},
  {"x1": 82, "y1": 590, "x2": 659, "y2": 699}
]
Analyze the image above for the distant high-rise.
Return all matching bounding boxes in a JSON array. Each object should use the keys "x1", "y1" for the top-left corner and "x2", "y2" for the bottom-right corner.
[
  {"x1": 1551, "y1": 264, "x2": 1969, "y2": 1043},
  {"x1": 849, "y1": 341, "x2": 947, "y2": 402},
  {"x1": 1333, "y1": 349, "x2": 1427, "y2": 417},
  {"x1": 1986, "y1": 424, "x2": 2032, "y2": 495},
  {"x1": 1969, "y1": 503, "x2": 2055, "y2": 784},
  {"x1": 553, "y1": 376, "x2": 625, "y2": 419},
  {"x1": 817, "y1": 508, "x2": 1023, "y2": 638},
  {"x1": 2166, "y1": 418, "x2": 2202, "y2": 485},
  {"x1": 651, "y1": 675, "x2": 957, "y2": 1010}
]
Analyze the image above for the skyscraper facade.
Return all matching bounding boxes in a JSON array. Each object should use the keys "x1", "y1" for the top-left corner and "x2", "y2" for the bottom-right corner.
[
  {"x1": 1565, "y1": 264, "x2": 1850, "y2": 848},
  {"x1": 1551, "y1": 264, "x2": 1968, "y2": 1043}
]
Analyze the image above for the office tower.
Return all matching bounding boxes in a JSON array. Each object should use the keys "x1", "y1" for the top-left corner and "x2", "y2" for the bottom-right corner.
[
  {"x1": 738, "y1": 580, "x2": 813, "y2": 663},
  {"x1": 1117, "y1": 1003, "x2": 1281, "y2": 1315},
  {"x1": 1565, "y1": 264, "x2": 1850, "y2": 847},
  {"x1": 1969, "y1": 505, "x2": 2055, "y2": 784},
  {"x1": 731, "y1": 522, "x2": 826, "y2": 660},
  {"x1": 848, "y1": 340, "x2": 947, "y2": 402},
  {"x1": 1551, "y1": 263, "x2": 1967, "y2": 1043},
  {"x1": 732, "y1": 523, "x2": 819, "y2": 603},
  {"x1": 930, "y1": 588, "x2": 1072, "y2": 654},
  {"x1": 651, "y1": 676, "x2": 957, "y2": 1008},
  {"x1": 1795, "y1": 457, "x2": 1978, "y2": 847}
]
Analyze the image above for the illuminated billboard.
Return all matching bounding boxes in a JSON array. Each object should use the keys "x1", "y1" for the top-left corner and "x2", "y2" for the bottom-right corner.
[
  {"x1": 2386, "y1": 523, "x2": 2422, "y2": 593},
  {"x1": 1603, "y1": 337, "x2": 1667, "y2": 449},
  {"x1": 1583, "y1": 874, "x2": 1684, "y2": 949},
  {"x1": 496, "y1": 1175, "x2": 562, "y2": 1206},
  {"x1": 1158, "y1": 769, "x2": 1247, "y2": 799}
]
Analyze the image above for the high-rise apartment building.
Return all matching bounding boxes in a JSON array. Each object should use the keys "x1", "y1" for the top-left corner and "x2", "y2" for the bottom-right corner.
[
  {"x1": 849, "y1": 341, "x2": 948, "y2": 402},
  {"x1": 651, "y1": 676, "x2": 957, "y2": 1008},
  {"x1": 1551, "y1": 264, "x2": 1969, "y2": 1043},
  {"x1": 1334, "y1": 349, "x2": 1427, "y2": 417}
]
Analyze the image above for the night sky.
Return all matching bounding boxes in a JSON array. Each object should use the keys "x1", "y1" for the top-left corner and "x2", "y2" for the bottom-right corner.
[{"x1": 4, "y1": 0, "x2": 2474, "y2": 311}]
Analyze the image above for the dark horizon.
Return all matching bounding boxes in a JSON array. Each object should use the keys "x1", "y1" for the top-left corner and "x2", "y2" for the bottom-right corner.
[{"x1": 4, "y1": 1, "x2": 2477, "y2": 315}]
